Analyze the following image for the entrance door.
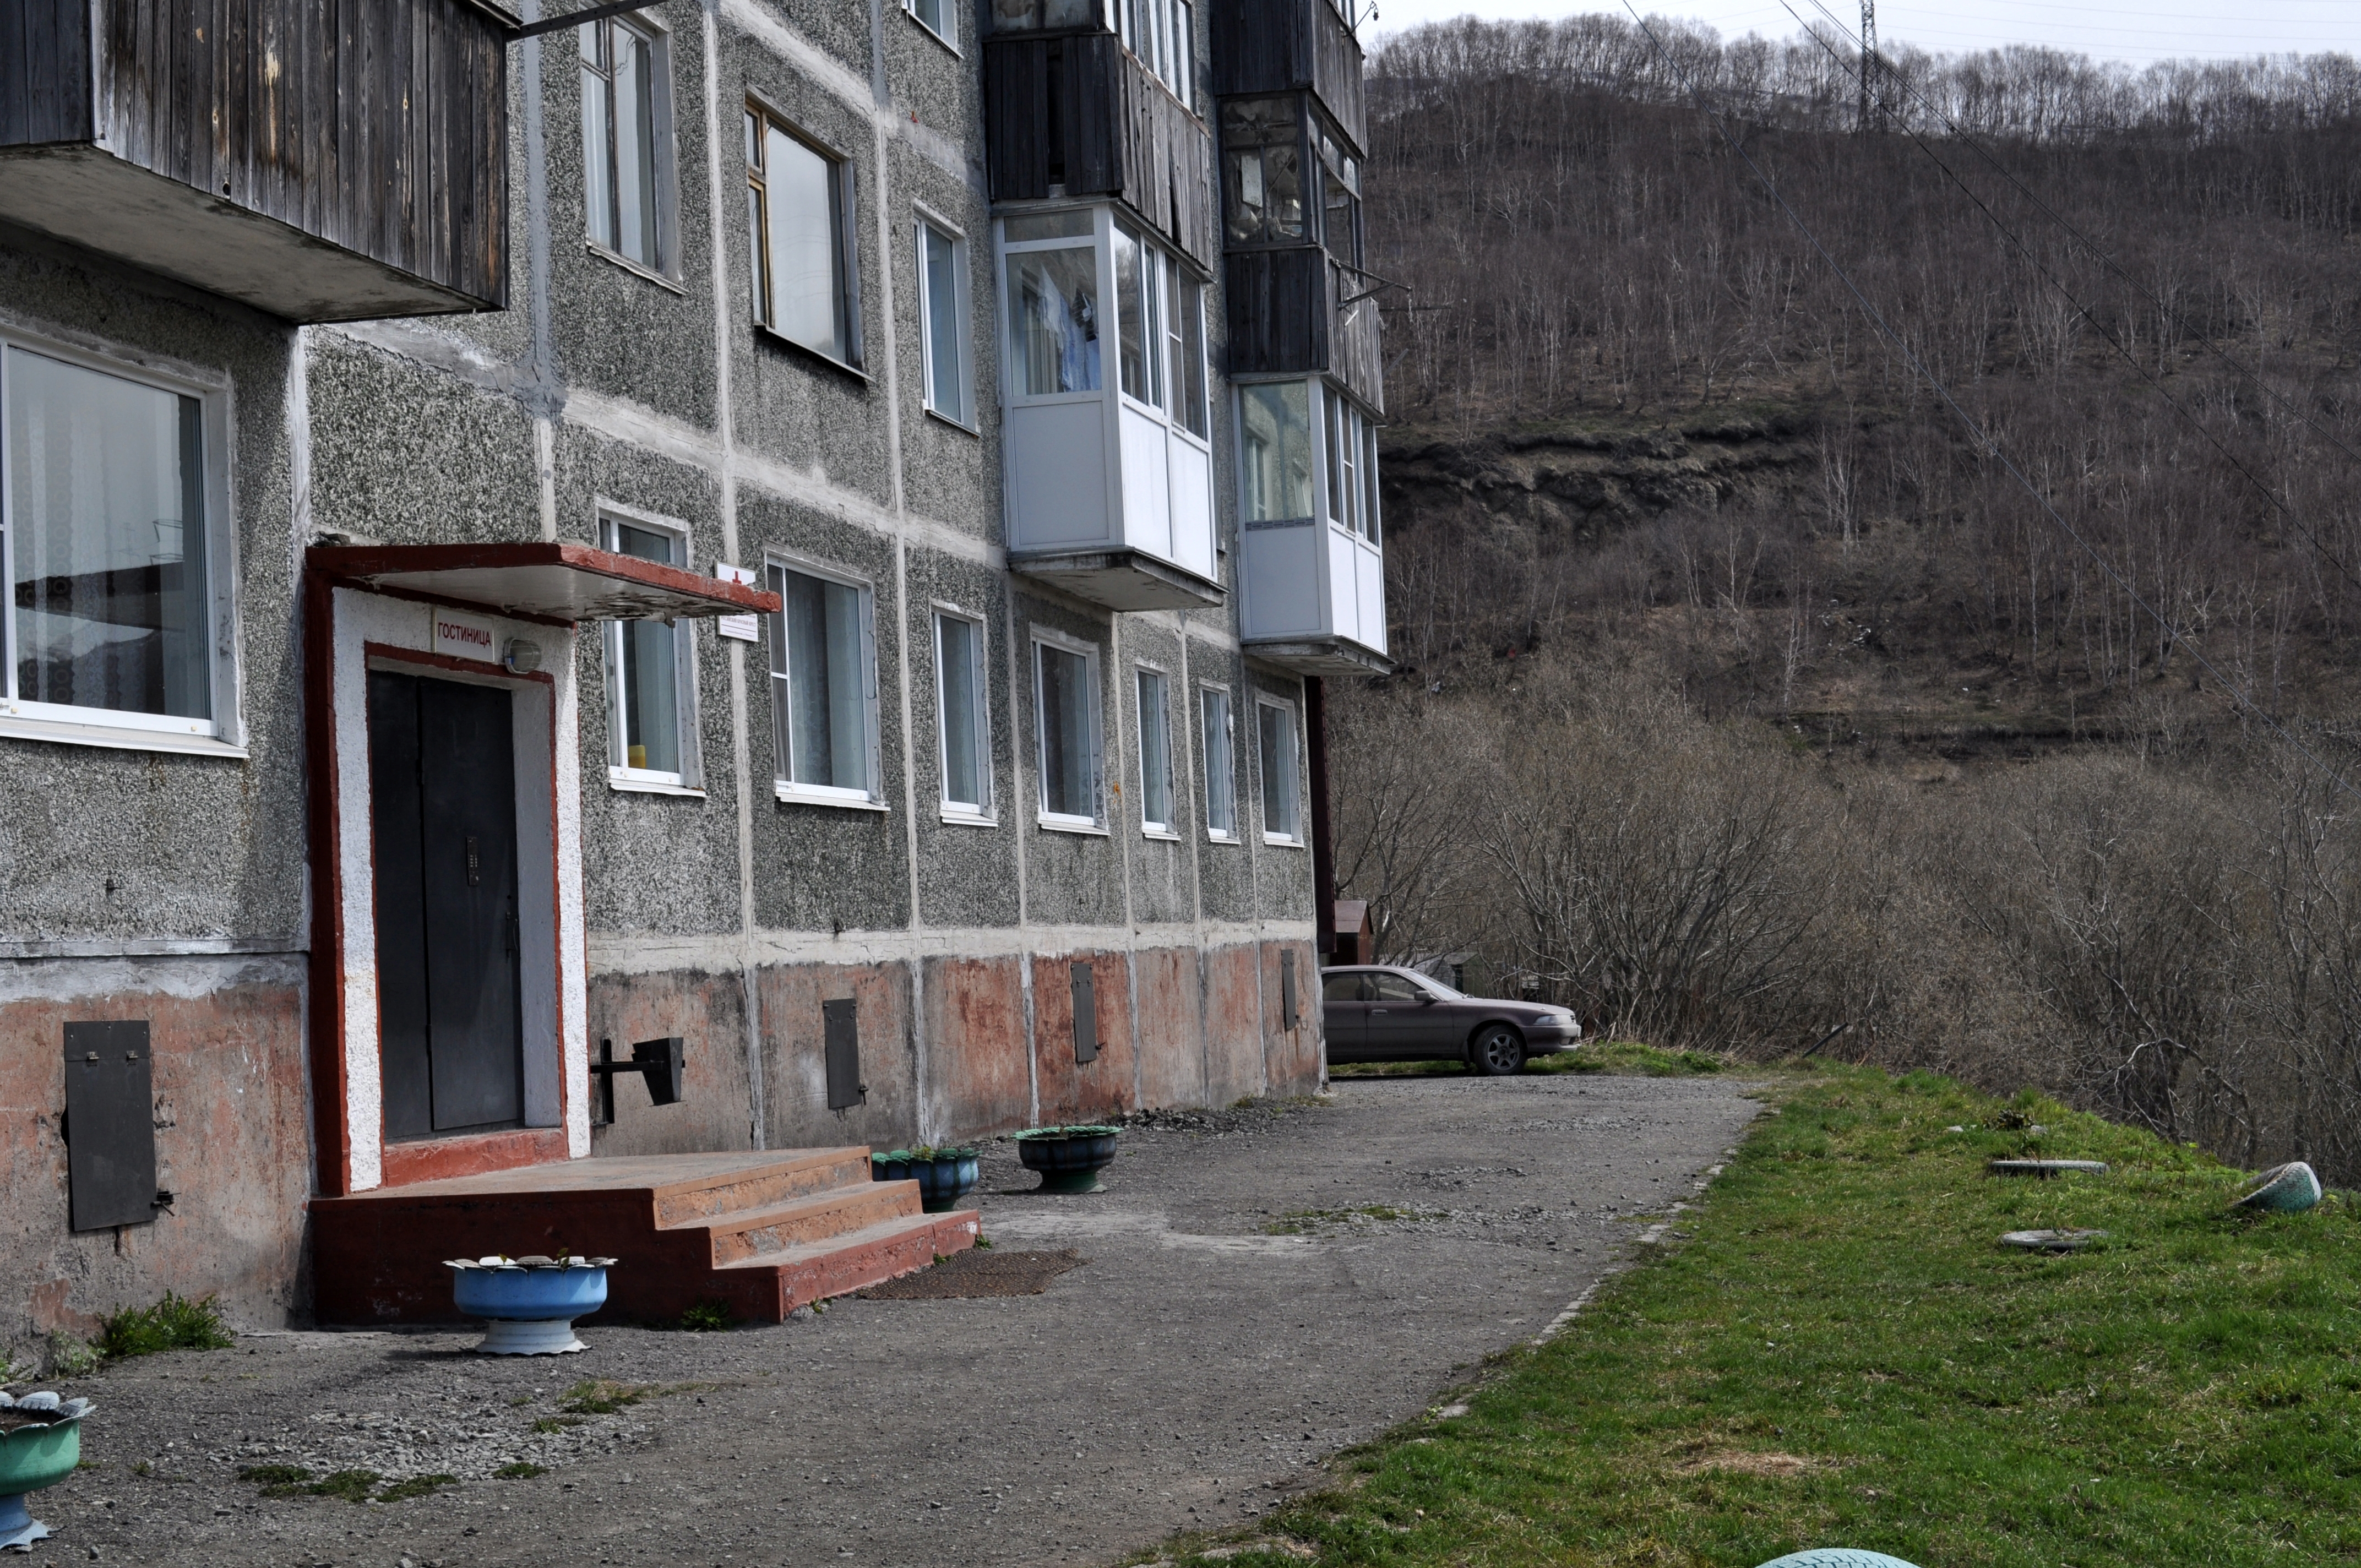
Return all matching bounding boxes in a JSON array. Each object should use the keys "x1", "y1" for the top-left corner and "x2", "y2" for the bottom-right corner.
[{"x1": 368, "y1": 669, "x2": 525, "y2": 1140}]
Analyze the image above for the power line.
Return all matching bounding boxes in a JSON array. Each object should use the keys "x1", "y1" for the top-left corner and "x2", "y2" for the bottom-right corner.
[
  {"x1": 1616, "y1": 0, "x2": 2361, "y2": 802},
  {"x1": 1785, "y1": 0, "x2": 2361, "y2": 600}
]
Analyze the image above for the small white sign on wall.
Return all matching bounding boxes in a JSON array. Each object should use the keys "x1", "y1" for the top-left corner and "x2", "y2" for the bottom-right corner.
[
  {"x1": 715, "y1": 564, "x2": 761, "y2": 643},
  {"x1": 430, "y1": 607, "x2": 501, "y2": 662}
]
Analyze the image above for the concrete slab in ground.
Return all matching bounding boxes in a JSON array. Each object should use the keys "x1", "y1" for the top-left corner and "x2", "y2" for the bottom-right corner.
[{"x1": 16, "y1": 1072, "x2": 1761, "y2": 1568}]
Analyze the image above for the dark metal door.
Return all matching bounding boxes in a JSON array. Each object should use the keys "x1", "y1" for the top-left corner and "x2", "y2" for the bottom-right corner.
[
  {"x1": 369, "y1": 670, "x2": 525, "y2": 1140},
  {"x1": 1320, "y1": 971, "x2": 1372, "y2": 1060},
  {"x1": 1070, "y1": 963, "x2": 1098, "y2": 1064},
  {"x1": 1365, "y1": 971, "x2": 1440, "y2": 1059},
  {"x1": 63, "y1": 1021, "x2": 156, "y2": 1230}
]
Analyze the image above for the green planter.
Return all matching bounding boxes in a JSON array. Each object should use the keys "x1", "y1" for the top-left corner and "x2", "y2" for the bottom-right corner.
[{"x1": 1012, "y1": 1125, "x2": 1122, "y2": 1194}]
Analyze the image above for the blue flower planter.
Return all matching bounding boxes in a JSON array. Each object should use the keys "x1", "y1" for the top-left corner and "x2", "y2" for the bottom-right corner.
[
  {"x1": 1013, "y1": 1125, "x2": 1121, "y2": 1194},
  {"x1": 871, "y1": 1151, "x2": 981, "y2": 1213},
  {"x1": 447, "y1": 1260, "x2": 611, "y2": 1355}
]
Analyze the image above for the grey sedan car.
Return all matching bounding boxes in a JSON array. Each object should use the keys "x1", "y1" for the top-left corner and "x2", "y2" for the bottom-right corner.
[{"x1": 1321, "y1": 965, "x2": 1583, "y2": 1074}]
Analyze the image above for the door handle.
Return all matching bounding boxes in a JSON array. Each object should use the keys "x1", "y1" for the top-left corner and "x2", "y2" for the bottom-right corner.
[{"x1": 1371, "y1": 1008, "x2": 1388, "y2": 1014}]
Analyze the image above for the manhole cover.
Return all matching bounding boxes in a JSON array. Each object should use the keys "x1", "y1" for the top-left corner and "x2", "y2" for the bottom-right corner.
[{"x1": 857, "y1": 1249, "x2": 1087, "y2": 1300}]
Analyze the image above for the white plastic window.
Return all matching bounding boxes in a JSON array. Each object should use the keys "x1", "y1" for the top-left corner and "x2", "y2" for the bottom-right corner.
[
  {"x1": 1004, "y1": 211, "x2": 1101, "y2": 399},
  {"x1": 1200, "y1": 686, "x2": 1236, "y2": 840},
  {"x1": 1136, "y1": 667, "x2": 1175, "y2": 835},
  {"x1": 1239, "y1": 382, "x2": 1313, "y2": 522},
  {"x1": 935, "y1": 610, "x2": 991, "y2": 817},
  {"x1": 1258, "y1": 695, "x2": 1301, "y2": 844},
  {"x1": 603, "y1": 514, "x2": 698, "y2": 790},
  {"x1": 917, "y1": 219, "x2": 971, "y2": 425},
  {"x1": 906, "y1": 0, "x2": 956, "y2": 48},
  {"x1": 1033, "y1": 633, "x2": 1102, "y2": 829},
  {"x1": 769, "y1": 561, "x2": 879, "y2": 804},
  {"x1": 0, "y1": 339, "x2": 234, "y2": 749}
]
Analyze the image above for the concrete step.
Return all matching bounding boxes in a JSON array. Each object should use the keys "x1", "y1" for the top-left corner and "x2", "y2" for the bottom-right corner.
[
  {"x1": 311, "y1": 1148, "x2": 973, "y2": 1326},
  {"x1": 691, "y1": 1180, "x2": 926, "y2": 1266},
  {"x1": 713, "y1": 1208, "x2": 984, "y2": 1319},
  {"x1": 650, "y1": 1147, "x2": 875, "y2": 1228}
]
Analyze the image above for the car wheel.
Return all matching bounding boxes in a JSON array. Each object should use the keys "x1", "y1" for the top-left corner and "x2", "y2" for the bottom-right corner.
[{"x1": 1469, "y1": 1025, "x2": 1526, "y2": 1076}]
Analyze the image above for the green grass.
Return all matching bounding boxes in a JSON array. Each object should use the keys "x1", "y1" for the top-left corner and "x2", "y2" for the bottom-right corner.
[
  {"x1": 559, "y1": 1379, "x2": 655, "y2": 1415},
  {"x1": 97, "y1": 1291, "x2": 234, "y2": 1361},
  {"x1": 237, "y1": 1464, "x2": 455, "y2": 1504},
  {"x1": 1264, "y1": 1205, "x2": 1445, "y2": 1236},
  {"x1": 677, "y1": 1299, "x2": 734, "y2": 1332},
  {"x1": 1141, "y1": 1064, "x2": 2361, "y2": 1567},
  {"x1": 494, "y1": 1462, "x2": 548, "y2": 1479}
]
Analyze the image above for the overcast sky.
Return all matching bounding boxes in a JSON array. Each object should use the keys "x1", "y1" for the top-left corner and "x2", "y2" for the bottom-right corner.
[{"x1": 1364, "y1": 1, "x2": 2361, "y2": 66}]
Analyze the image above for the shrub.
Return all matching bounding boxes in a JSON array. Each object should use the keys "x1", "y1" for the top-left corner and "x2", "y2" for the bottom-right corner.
[{"x1": 99, "y1": 1291, "x2": 233, "y2": 1360}]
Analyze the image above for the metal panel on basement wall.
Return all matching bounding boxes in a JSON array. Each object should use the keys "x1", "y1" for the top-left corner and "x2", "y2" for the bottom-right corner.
[
  {"x1": 1070, "y1": 963, "x2": 1098, "y2": 1064},
  {"x1": 63, "y1": 1020, "x2": 156, "y2": 1231},
  {"x1": 824, "y1": 999, "x2": 866, "y2": 1109}
]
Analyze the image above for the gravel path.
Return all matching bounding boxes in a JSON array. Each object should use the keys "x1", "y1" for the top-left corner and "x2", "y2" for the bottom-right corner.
[{"x1": 19, "y1": 1072, "x2": 1761, "y2": 1568}]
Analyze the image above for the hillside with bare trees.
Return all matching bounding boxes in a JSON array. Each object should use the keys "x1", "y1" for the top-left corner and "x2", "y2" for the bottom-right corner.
[{"x1": 1340, "y1": 15, "x2": 2361, "y2": 1183}]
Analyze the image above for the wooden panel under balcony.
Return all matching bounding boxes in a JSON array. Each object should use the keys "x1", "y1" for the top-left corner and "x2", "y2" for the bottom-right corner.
[
  {"x1": 984, "y1": 31, "x2": 1214, "y2": 270},
  {"x1": 1224, "y1": 247, "x2": 1384, "y2": 414},
  {"x1": 0, "y1": 0, "x2": 510, "y2": 322},
  {"x1": 1209, "y1": 0, "x2": 1366, "y2": 153}
]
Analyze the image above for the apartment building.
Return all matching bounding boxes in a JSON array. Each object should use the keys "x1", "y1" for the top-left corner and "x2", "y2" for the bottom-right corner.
[{"x1": 0, "y1": 0, "x2": 1386, "y2": 1343}]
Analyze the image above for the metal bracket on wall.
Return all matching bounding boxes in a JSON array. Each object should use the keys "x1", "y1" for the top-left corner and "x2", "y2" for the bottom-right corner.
[
  {"x1": 1070, "y1": 962, "x2": 1098, "y2": 1064},
  {"x1": 505, "y1": 0, "x2": 671, "y2": 41},
  {"x1": 62, "y1": 1020, "x2": 161, "y2": 1232},
  {"x1": 590, "y1": 1036, "x2": 686, "y2": 1126}
]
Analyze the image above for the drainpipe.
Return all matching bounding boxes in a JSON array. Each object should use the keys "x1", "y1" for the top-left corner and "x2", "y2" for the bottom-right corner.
[{"x1": 1305, "y1": 676, "x2": 1336, "y2": 960}]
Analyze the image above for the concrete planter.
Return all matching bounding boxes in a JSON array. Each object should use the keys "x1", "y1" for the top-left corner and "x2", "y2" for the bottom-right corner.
[
  {"x1": 0, "y1": 1392, "x2": 94, "y2": 1553},
  {"x1": 2232, "y1": 1161, "x2": 2322, "y2": 1213},
  {"x1": 1999, "y1": 1228, "x2": 2107, "y2": 1252},
  {"x1": 871, "y1": 1150, "x2": 982, "y2": 1213},
  {"x1": 446, "y1": 1257, "x2": 615, "y2": 1355},
  {"x1": 1755, "y1": 1553, "x2": 1923, "y2": 1567},
  {"x1": 1013, "y1": 1126, "x2": 1122, "y2": 1195}
]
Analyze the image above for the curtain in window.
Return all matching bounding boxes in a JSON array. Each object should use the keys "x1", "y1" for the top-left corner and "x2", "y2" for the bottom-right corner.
[
  {"x1": 776, "y1": 568, "x2": 869, "y2": 792},
  {"x1": 1238, "y1": 382, "x2": 1312, "y2": 522},
  {"x1": 1038, "y1": 643, "x2": 1094, "y2": 819},
  {"x1": 1008, "y1": 246, "x2": 1100, "y2": 395},
  {"x1": 6, "y1": 348, "x2": 208, "y2": 719},
  {"x1": 1201, "y1": 688, "x2": 1234, "y2": 835},
  {"x1": 610, "y1": 521, "x2": 680, "y2": 774},
  {"x1": 923, "y1": 225, "x2": 965, "y2": 421},
  {"x1": 1136, "y1": 669, "x2": 1173, "y2": 829},
  {"x1": 1259, "y1": 701, "x2": 1298, "y2": 839},
  {"x1": 764, "y1": 127, "x2": 844, "y2": 361},
  {"x1": 938, "y1": 614, "x2": 984, "y2": 809}
]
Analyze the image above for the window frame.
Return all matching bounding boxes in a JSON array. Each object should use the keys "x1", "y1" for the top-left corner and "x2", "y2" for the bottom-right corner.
[
  {"x1": 999, "y1": 206, "x2": 1106, "y2": 409},
  {"x1": 0, "y1": 328, "x2": 243, "y2": 756},
  {"x1": 600, "y1": 504, "x2": 703, "y2": 796},
  {"x1": 1115, "y1": 0, "x2": 1194, "y2": 108},
  {"x1": 1112, "y1": 219, "x2": 1212, "y2": 449},
  {"x1": 904, "y1": 0, "x2": 959, "y2": 52},
  {"x1": 932, "y1": 603, "x2": 993, "y2": 825},
  {"x1": 913, "y1": 206, "x2": 975, "y2": 432},
  {"x1": 1199, "y1": 682, "x2": 1238, "y2": 842},
  {"x1": 579, "y1": 10, "x2": 681, "y2": 285},
  {"x1": 745, "y1": 99, "x2": 866, "y2": 373},
  {"x1": 1030, "y1": 625, "x2": 1106, "y2": 834},
  {"x1": 1256, "y1": 692, "x2": 1303, "y2": 847},
  {"x1": 1134, "y1": 662, "x2": 1178, "y2": 839},
  {"x1": 1236, "y1": 378, "x2": 1315, "y2": 526},
  {"x1": 766, "y1": 552, "x2": 885, "y2": 810}
]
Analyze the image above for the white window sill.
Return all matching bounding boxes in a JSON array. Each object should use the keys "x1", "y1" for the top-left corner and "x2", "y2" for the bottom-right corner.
[
  {"x1": 1037, "y1": 814, "x2": 1109, "y2": 837},
  {"x1": 906, "y1": 9, "x2": 960, "y2": 56},
  {"x1": 609, "y1": 769, "x2": 706, "y2": 798},
  {"x1": 586, "y1": 239, "x2": 688, "y2": 295},
  {"x1": 1141, "y1": 826, "x2": 1182, "y2": 841},
  {"x1": 939, "y1": 808, "x2": 998, "y2": 829},
  {"x1": 924, "y1": 405, "x2": 981, "y2": 438},
  {"x1": 1264, "y1": 833, "x2": 1306, "y2": 848},
  {"x1": 776, "y1": 782, "x2": 890, "y2": 812},
  {"x1": 0, "y1": 709, "x2": 246, "y2": 759},
  {"x1": 1206, "y1": 829, "x2": 1241, "y2": 845}
]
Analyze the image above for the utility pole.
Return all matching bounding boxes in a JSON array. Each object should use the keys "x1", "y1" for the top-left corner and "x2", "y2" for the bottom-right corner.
[{"x1": 1858, "y1": 0, "x2": 1878, "y2": 133}]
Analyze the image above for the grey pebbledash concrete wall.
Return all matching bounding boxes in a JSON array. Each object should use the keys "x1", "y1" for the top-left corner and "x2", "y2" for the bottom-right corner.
[{"x1": 0, "y1": 0, "x2": 1325, "y2": 1354}]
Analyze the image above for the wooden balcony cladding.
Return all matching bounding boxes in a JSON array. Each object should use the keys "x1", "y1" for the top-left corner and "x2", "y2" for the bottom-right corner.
[
  {"x1": 1209, "y1": 0, "x2": 1366, "y2": 153},
  {"x1": 1223, "y1": 248, "x2": 1382, "y2": 413},
  {"x1": 0, "y1": 0, "x2": 509, "y2": 322},
  {"x1": 985, "y1": 31, "x2": 1215, "y2": 270}
]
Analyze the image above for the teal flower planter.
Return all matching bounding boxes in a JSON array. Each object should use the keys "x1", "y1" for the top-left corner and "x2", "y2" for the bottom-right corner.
[
  {"x1": 870, "y1": 1150, "x2": 982, "y2": 1213},
  {"x1": 1755, "y1": 1553, "x2": 1923, "y2": 1568},
  {"x1": 2233, "y1": 1161, "x2": 2322, "y2": 1213},
  {"x1": 0, "y1": 1392, "x2": 94, "y2": 1553},
  {"x1": 1013, "y1": 1125, "x2": 1122, "y2": 1194}
]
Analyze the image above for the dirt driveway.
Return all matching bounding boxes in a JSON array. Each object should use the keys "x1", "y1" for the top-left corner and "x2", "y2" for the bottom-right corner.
[{"x1": 26, "y1": 1072, "x2": 1760, "y2": 1568}]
